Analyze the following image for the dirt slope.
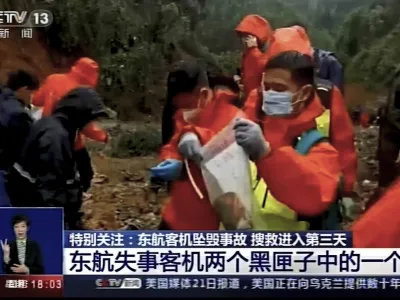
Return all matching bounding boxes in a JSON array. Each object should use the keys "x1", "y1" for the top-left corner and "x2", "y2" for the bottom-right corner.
[
  {"x1": 83, "y1": 153, "x2": 167, "y2": 230},
  {"x1": 0, "y1": 28, "x2": 65, "y2": 84}
]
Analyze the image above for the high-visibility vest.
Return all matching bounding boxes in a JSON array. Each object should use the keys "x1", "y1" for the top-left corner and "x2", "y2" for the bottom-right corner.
[{"x1": 251, "y1": 109, "x2": 331, "y2": 230}]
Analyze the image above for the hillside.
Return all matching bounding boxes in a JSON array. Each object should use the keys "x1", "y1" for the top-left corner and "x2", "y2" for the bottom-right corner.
[
  {"x1": 336, "y1": 0, "x2": 400, "y2": 90},
  {"x1": 0, "y1": 0, "x2": 392, "y2": 230},
  {"x1": 0, "y1": 28, "x2": 61, "y2": 84},
  {"x1": 1, "y1": 0, "x2": 391, "y2": 115}
]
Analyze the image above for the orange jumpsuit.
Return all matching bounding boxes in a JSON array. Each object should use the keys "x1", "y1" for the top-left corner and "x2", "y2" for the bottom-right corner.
[
  {"x1": 32, "y1": 57, "x2": 108, "y2": 150},
  {"x1": 244, "y1": 89, "x2": 341, "y2": 216},
  {"x1": 161, "y1": 90, "x2": 242, "y2": 229},
  {"x1": 241, "y1": 26, "x2": 341, "y2": 216},
  {"x1": 235, "y1": 15, "x2": 272, "y2": 98},
  {"x1": 352, "y1": 179, "x2": 400, "y2": 247},
  {"x1": 258, "y1": 26, "x2": 357, "y2": 196},
  {"x1": 329, "y1": 87, "x2": 357, "y2": 195}
]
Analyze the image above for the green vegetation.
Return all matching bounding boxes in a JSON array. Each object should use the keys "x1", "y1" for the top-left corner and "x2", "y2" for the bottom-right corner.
[
  {"x1": 38, "y1": 0, "x2": 359, "y2": 120},
  {"x1": 107, "y1": 127, "x2": 161, "y2": 158},
  {"x1": 2, "y1": 0, "x2": 399, "y2": 116},
  {"x1": 336, "y1": 0, "x2": 400, "y2": 90}
]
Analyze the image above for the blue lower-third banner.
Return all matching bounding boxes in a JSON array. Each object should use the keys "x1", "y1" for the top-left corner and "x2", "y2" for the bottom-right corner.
[{"x1": 63, "y1": 275, "x2": 400, "y2": 297}]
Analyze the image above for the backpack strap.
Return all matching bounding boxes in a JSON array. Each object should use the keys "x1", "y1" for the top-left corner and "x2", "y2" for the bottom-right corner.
[
  {"x1": 315, "y1": 78, "x2": 333, "y2": 109},
  {"x1": 294, "y1": 129, "x2": 342, "y2": 230},
  {"x1": 294, "y1": 129, "x2": 327, "y2": 155}
]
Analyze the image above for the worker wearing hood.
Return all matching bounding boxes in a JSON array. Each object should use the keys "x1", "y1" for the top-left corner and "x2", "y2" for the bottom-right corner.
[
  {"x1": 32, "y1": 57, "x2": 108, "y2": 148},
  {"x1": 235, "y1": 15, "x2": 273, "y2": 98},
  {"x1": 32, "y1": 57, "x2": 108, "y2": 192},
  {"x1": 238, "y1": 26, "x2": 342, "y2": 230},
  {"x1": 248, "y1": 25, "x2": 356, "y2": 197},
  {"x1": 7, "y1": 87, "x2": 108, "y2": 229}
]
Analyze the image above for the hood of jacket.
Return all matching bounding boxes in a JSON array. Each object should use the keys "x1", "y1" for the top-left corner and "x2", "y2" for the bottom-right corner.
[
  {"x1": 52, "y1": 87, "x2": 107, "y2": 136},
  {"x1": 68, "y1": 58, "x2": 99, "y2": 87},
  {"x1": 267, "y1": 26, "x2": 313, "y2": 59},
  {"x1": 235, "y1": 15, "x2": 273, "y2": 43}
]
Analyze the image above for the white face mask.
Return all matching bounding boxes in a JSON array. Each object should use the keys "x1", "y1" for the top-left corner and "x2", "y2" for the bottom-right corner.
[{"x1": 262, "y1": 90, "x2": 295, "y2": 116}]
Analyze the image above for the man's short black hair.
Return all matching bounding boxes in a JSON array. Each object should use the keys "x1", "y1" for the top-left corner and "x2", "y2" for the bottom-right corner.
[
  {"x1": 265, "y1": 51, "x2": 315, "y2": 87},
  {"x1": 11, "y1": 214, "x2": 30, "y2": 227},
  {"x1": 6, "y1": 70, "x2": 39, "y2": 91}
]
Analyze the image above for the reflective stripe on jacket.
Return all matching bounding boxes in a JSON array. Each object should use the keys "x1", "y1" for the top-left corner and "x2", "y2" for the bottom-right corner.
[{"x1": 251, "y1": 110, "x2": 331, "y2": 230}]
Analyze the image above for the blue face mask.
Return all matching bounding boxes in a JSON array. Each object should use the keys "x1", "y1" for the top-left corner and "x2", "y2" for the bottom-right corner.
[{"x1": 262, "y1": 90, "x2": 295, "y2": 116}]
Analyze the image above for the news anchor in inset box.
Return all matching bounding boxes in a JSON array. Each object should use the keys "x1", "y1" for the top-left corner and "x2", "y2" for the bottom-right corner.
[{"x1": 1, "y1": 214, "x2": 44, "y2": 274}]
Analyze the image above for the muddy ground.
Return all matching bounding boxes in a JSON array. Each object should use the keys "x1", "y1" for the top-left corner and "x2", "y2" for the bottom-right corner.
[{"x1": 82, "y1": 122, "x2": 381, "y2": 231}]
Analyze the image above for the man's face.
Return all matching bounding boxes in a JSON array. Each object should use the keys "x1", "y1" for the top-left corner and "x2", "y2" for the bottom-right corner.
[
  {"x1": 14, "y1": 222, "x2": 28, "y2": 239},
  {"x1": 16, "y1": 87, "x2": 34, "y2": 106},
  {"x1": 263, "y1": 68, "x2": 312, "y2": 114},
  {"x1": 263, "y1": 68, "x2": 298, "y2": 94}
]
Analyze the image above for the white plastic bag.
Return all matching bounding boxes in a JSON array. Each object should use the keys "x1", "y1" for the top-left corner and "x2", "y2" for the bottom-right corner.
[{"x1": 200, "y1": 118, "x2": 253, "y2": 230}]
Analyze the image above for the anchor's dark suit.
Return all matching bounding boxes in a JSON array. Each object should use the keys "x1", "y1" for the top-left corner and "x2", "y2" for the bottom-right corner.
[{"x1": 2, "y1": 239, "x2": 44, "y2": 274}]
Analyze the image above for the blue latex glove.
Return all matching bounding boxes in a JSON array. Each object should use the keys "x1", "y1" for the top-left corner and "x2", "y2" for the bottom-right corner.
[
  {"x1": 150, "y1": 159, "x2": 183, "y2": 181},
  {"x1": 178, "y1": 133, "x2": 203, "y2": 164},
  {"x1": 234, "y1": 118, "x2": 270, "y2": 161}
]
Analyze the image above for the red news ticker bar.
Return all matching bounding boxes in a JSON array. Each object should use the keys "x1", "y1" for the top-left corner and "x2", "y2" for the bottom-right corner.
[{"x1": 0, "y1": 275, "x2": 63, "y2": 298}]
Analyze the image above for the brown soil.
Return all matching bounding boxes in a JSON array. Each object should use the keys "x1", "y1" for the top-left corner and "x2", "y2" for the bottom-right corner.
[
  {"x1": 82, "y1": 153, "x2": 168, "y2": 230},
  {"x1": 0, "y1": 28, "x2": 72, "y2": 84}
]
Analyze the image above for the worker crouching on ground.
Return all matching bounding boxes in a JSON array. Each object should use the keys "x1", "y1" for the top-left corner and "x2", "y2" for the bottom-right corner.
[
  {"x1": 32, "y1": 57, "x2": 109, "y2": 193},
  {"x1": 6, "y1": 87, "x2": 109, "y2": 229}
]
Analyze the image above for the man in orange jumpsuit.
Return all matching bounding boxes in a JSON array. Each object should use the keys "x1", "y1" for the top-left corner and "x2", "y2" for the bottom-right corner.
[
  {"x1": 236, "y1": 26, "x2": 342, "y2": 225},
  {"x1": 235, "y1": 15, "x2": 273, "y2": 98},
  {"x1": 266, "y1": 26, "x2": 357, "y2": 197},
  {"x1": 240, "y1": 26, "x2": 356, "y2": 200},
  {"x1": 32, "y1": 57, "x2": 109, "y2": 192}
]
